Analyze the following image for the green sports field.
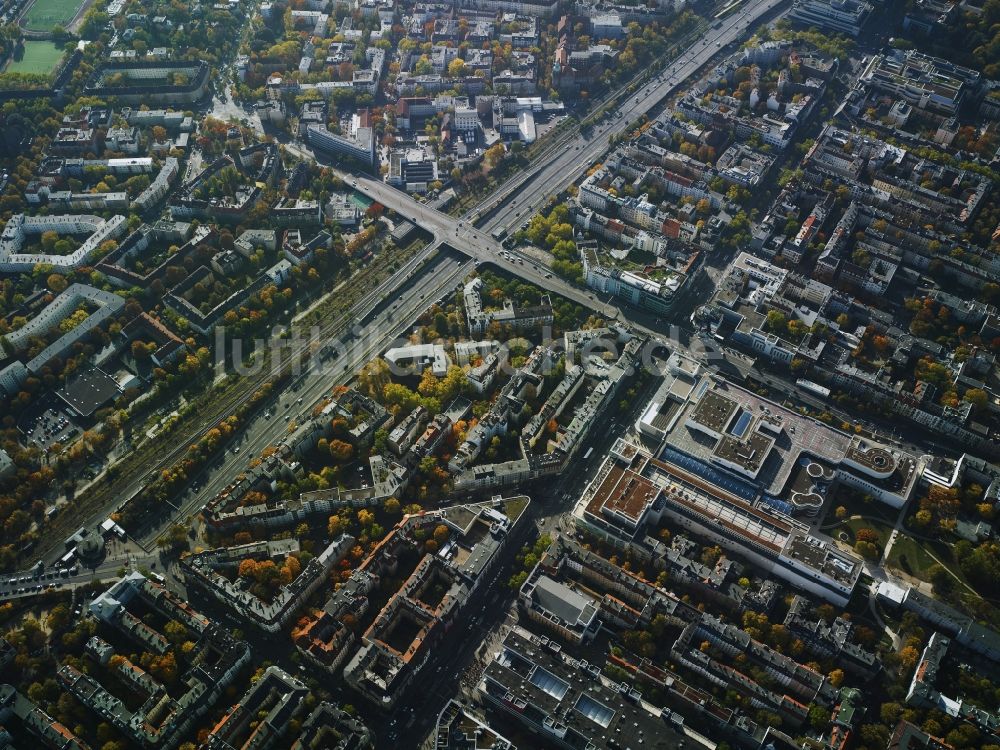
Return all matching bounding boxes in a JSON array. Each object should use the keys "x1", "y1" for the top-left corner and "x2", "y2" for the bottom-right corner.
[
  {"x1": 5, "y1": 41, "x2": 63, "y2": 74},
  {"x1": 21, "y1": 0, "x2": 83, "y2": 32}
]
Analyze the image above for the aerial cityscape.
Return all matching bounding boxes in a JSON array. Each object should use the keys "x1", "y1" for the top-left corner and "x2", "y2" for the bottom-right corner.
[{"x1": 0, "y1": 0, "x2": 999, "y2": 746}]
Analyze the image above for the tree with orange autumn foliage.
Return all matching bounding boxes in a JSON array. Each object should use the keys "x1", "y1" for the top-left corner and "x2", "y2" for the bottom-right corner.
[{"x1": 238, "y1": 558, "x2": 258, "y2": 578}]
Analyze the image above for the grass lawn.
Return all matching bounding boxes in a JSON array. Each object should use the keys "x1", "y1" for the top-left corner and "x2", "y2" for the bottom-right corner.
[
  {"x1": 4, "y1": 41, "x2": 64, "y2": 74},
  {"x1": 838, "y1": 491, "x2": 897, "y2": 524},
  {"x1": 22, "y1": 0, "x2": 83, "y2": 32},
  {"x1": 823, "y1": 489, "x2": 895, "y2": 537},
  {"x1": 821, "y1": 488, "x2": 897, "y2": 564},
  {"x1": 886, "y1": 534, "x2": 940, "y2": 579},
  {"x1": 885, "y1": 530, "x2": 971, "y2": 591},
  {"x1": 502, "y1": 495, "x2": 529, "y2": 523},
  {"x1": 886, "y1": 531, "x2": 1000, "y2": 624},
  {"x1": 840, "y1": 515, "x2": 892, "y2": 545}
]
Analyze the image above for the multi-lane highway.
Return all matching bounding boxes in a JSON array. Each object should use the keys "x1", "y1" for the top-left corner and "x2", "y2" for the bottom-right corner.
[
  {"x1": 143, "y1": 251, "x2": 474, "y2": 546},
  {"x1": 0, "y1": 551, "x2": 159, "y2": 604},
  {"x1": 476, "y1": 0, "x2": 789, "y2": 237},
  {"x1": 355, "y1": 174, "x2": 620, "y2": 310},
  {"x1": 34, "y1": 0, "x2": 785, "y2": 566},
  {"x1": 281, "y1": 0, "x2": 791, "y2": 316},
  {"x1": 144, "y1": 0, "x2": 793, "y2": 546}
]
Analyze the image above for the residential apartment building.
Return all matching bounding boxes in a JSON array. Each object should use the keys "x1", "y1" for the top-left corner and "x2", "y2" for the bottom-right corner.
[{"x1": 0, "y1": 213, "x2": 127, "y2": 273}]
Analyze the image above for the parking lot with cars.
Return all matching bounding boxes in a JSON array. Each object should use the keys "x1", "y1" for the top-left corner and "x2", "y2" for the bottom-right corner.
[{"x1": 19, "y1": 403, "x2": 78, "y2": 452}]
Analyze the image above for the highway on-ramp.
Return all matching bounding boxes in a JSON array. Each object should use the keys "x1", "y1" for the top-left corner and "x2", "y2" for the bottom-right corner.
[
  {"x1": 37, "y1": 0, "x2": 785, "y2": 564},
  {"x1": 142, "y1": 0, "x2": 796, "y2": 542}
]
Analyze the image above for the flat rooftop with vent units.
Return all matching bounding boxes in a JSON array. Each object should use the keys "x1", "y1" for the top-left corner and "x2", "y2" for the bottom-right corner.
[
  {"x1": 575, "y1": 439, "x2": 865, "y2": 604},
  {"x1": 479, "y1": 627, "x2": 687, "y2": 750},
  {"x1": 639, "y1": 371, "x2": 922, "y2": 511}
]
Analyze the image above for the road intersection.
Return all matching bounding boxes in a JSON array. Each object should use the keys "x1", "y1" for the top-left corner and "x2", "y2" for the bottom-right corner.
[{"x1": 36, "y1": 0, "x2": 789, "y2": 566}]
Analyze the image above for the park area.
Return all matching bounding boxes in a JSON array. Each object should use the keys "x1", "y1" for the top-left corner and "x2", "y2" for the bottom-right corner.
[
  {"x1": 4, "y1": 40, "x2": 62, "y2": 74},
  {"x1": 21, "y1": 0, "x2": 83, "y2": 33},
  {"x1": 823, "y1": 485, "x2": 1000, "y2": 623}
]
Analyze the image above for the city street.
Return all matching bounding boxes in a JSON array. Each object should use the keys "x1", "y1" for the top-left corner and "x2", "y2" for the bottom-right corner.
[
  {"x1": 375, "y1": 371, "x2": 666, "y2": 745},
  {"x1": 0, "y1": 546, "x2": 158, "y2": 604},
  {"x1": 17, "y1": 0, "x2": 791, "y2": 579},
  {"x1": 10, "y1": 0, "x2": 982, "y2": 745},
  {"x1": 5, "y1": 0, "x2": 807, "y2": 727},
  {"x1": 476, "y1": 0, "x2": 789, "y2": 237},
  {"x1": 141, "y1": 251, "x2": 474, "y2": 546}
]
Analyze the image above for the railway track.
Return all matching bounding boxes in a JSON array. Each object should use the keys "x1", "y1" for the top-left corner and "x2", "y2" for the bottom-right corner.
[
  {"x1": 144, "y1": 255, "x2": 474, "y2": 545},
  {"x1": 37, "y1": 240, "x2": 432, "y2": 558}
]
